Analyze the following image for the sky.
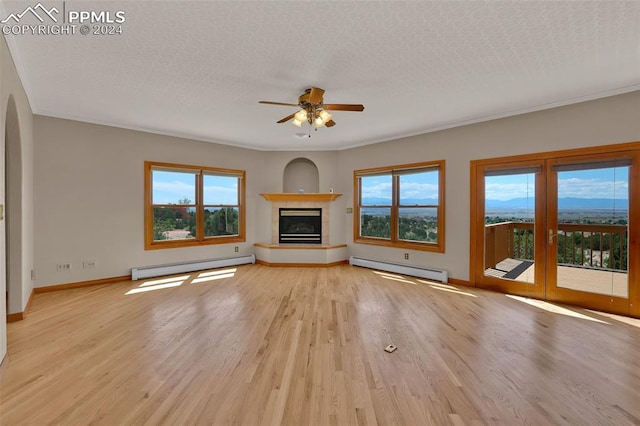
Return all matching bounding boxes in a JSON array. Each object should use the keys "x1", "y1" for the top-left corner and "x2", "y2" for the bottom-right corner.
[
  {"x1": 485, "y1": 167, "x2": 629, "y2": 201},
  {"x1": 152, "y1": 167, "x2": 628, "y2": 205},
  {"x1": 360, "y1": 170, "x2": 439, "y2": 202},
  {"x1": 152, "y1": 171, "x2": 238, "y2": 205}
]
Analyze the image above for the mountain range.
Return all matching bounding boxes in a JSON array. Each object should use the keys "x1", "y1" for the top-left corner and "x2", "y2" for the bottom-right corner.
[
  {"x1": 362, "y1": 197, "x2": 438, "y2": 206},
  {"x1": 486, "y1": 197, "x2": 628, "y2": 209},
  {"x1": 362, "y1": 197, "x2": 628, "y2": 209}
]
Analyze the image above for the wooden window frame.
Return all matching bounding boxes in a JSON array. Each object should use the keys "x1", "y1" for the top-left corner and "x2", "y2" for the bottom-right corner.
[
  {"x1": 145, "y1": 161, "x2": 246, "y2": 250},
  {"x1": 354, "y1": 160, "x2": 445, "y2": 253}
]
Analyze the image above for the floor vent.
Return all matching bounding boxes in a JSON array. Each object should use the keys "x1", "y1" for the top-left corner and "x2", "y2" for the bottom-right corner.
[
  {"x1": 349, "y1": 256, "x2": 448, "y2": 283},
  {"x1": 131, "y1": 255, "x2": 255, "y2": 280}
]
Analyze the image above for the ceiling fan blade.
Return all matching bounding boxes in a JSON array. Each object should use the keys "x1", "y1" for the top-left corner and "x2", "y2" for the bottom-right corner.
[
  {"x1": 308, "y1": 87, "x2": 325, "y2": 104},
  {"x1": 259, "y1": 101, "x2": 299, "y2": 107},
  {"x1": 277, "y1": 112, "x2": 296, "y2": 123},
  {"x1": 325, "y1": 119, "x2": 336, "y2": 127},
  {"x1": 323, "y1": 104, "x2": 365, "y2": 112}
]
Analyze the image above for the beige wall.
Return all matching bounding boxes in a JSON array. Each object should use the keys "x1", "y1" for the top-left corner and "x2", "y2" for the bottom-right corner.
[
  {"x1": 339, "y1": 91, "x2": 640, "y2": 280},
  {"x1": 1, "y1": 34, "x2": 34, "y2": 362}
]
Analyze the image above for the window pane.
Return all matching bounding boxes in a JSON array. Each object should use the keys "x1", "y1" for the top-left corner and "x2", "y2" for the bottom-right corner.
[
  {"x1": 205, "y1": 207, "x2": 239, "y2": 237},
  {"x1": 399, "y1": 169, "x2": 438, "y2": 205},
  {"x1": 360, "y1": 207, "x2": 391, "y2": 239},
  {"x1": 398, "y1": 207, "x2": 438, "y2": 243},
  {"x1": 204, "y1": 175, "x2": 239, "y2": 205},
  {"x1": 360, "y1": 175, "x2": 392, "y2": 206},
  {"x1": 153, "y1": 206, "x2": 196, "y2": 241},
  {"x1": 152, "y1": 170, "x2": 196, "y2": 205}
]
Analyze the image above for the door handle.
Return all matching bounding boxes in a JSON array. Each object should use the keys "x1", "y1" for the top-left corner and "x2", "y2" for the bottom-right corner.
[{"x1": 548, "y1": 228, "x2": 557, "y2": 245}]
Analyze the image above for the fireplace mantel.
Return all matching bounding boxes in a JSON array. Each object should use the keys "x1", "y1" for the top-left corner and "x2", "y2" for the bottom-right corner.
[{"x1": 260, "y1": 193, "x2": 342, "y2": 202}]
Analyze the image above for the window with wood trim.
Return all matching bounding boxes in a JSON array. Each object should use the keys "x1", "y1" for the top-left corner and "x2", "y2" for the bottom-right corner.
[
  {"x1": 354, "y1": 160, "x2": 445, "y2": 252},
  {"x1": 145, "y1": 161, "x2": 245, "y2": 250}
]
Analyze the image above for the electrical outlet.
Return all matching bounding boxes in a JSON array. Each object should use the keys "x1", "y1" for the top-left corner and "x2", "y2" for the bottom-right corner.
[
  {"x1": 83, "y1": 260, "x2": 96, "y2": 269},
  {"x1": 56, "y1": 263, "x2": 71, "y2": 272},
  {"x1": 346, "y1": 207, "x2": 353, "y2": 214},
  {"x1": 234, "y1": 246, "x2": 239, "y2": 253},
  {"x1": 404, "y1": 253, "x2": 409, "y2": 260}
]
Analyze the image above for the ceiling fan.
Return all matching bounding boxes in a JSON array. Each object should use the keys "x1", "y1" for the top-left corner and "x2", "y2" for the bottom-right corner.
[{"x1": 259, "y1": 87, "x2": 364, "y2": 131}]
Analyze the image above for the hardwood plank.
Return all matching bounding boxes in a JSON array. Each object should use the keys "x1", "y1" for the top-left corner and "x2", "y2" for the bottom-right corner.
[{"x1": 1, "y1": 264, "x2": 639, "y2": 425}]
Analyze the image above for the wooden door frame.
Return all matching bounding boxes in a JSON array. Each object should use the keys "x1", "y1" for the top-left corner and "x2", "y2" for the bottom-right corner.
[{"x1": 470, "y1": 141, "x2": 640, "y2": 318}]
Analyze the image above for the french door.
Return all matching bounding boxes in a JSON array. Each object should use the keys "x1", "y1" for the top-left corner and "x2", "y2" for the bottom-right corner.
[{"x1": 471, "y1": 144, "x2": 639, "y2": 316}]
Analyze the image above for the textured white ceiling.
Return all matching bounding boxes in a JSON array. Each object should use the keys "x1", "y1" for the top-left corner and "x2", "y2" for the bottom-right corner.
[{"x1": 2, "y1": 0, "x2": 640, "y2": 150}]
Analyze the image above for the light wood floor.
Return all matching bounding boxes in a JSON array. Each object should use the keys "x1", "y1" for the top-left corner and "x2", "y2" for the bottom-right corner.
[{"x1": 1, "y1": 264, "x2": 639, "y2": 425}]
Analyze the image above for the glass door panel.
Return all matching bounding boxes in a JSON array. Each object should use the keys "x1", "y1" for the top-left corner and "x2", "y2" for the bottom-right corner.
[
  {"x1": 484, "y1": 171, "x2": 537, "y2": 284},
  {"x1": 550, "y1": 162, "x2": 629, "y2": 301}
]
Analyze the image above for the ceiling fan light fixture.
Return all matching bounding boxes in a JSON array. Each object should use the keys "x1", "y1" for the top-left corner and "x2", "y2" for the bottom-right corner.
[
  {"x1": 319, "y1": 110, "x2": 332, "y2": 122},
  {"x1": 292, "y1": 118, "x2": 303, "y2": 127},
  {"x1": 314, "y1": 116, "x2": 325, "y2": 128},
  {"x1": 294, "y1": 109, "x2": 307, "y2": 122}
]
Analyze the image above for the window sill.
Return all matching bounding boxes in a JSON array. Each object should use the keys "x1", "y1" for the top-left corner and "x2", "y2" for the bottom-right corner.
[
  {"x1": 354, "y1": 237, "x2": 444, "y2": 253},
  {"x1": 145, "y1": 236, "x2": 245, "y2": 250}
]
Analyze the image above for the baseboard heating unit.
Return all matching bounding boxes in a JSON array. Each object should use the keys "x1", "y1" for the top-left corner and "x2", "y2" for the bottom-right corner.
[
  {"x1": 131, "y1": 255, "x2": 255, "y2": 280},
  {"x1": 349, "y1": 256, "x2": 448, "y2": 283}
]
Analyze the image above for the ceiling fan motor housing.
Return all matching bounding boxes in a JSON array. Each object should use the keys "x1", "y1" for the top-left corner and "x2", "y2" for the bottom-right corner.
[{"x1": 298, "y1": 88, "x2": 316, "y2": 107}]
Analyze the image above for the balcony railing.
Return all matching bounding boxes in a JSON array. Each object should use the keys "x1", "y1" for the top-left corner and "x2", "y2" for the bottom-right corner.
[{"x1": 485, "y1": 222, "x2": 628, "y2": 272}]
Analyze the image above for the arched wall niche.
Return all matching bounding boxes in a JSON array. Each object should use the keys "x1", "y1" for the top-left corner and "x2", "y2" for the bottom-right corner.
[{"x1": 282, "y1": 157, "x2": 319, "y2": 193}]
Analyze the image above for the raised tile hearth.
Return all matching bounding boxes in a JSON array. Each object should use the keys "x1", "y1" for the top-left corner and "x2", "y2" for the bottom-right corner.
[{"x1": 253, "y1": 243, "x2": 348, "y2": 267}]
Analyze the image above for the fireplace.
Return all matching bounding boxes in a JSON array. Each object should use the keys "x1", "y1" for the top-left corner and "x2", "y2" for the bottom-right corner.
[{"x1": 279, "y1": 208, "x2": 322, "y2": 244}]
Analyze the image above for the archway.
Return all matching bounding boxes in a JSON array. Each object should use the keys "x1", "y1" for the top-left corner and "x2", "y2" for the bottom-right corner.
[{"x1": 5, "y1": 95, "x2": 22, "y2": 317}]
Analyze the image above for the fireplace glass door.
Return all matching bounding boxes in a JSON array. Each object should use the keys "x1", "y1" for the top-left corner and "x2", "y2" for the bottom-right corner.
[{"x1": 279, "y1": 208, "x2": 322, "y2": 244}]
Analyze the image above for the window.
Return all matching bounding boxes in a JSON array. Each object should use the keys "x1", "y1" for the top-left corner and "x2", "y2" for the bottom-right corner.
[
  {"x1": 145, "y1": 161, "x2": 245, "y2": 249},
  {"x1": 354, "y1": 160, "x2": 445, "y2": 252}
]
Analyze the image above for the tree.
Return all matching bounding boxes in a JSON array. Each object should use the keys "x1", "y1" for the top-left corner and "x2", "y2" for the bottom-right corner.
[
  {"x1": 361, "y1": 214, "x2": 390, "y2": 238},
  {"x1": 205, "y1": 208, "x2": 239, "y2": 236}
]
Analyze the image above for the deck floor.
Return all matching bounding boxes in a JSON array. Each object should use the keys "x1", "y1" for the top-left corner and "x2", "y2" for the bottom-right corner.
[{"x1": 486, "y1": 258, "x2": 628, "y2": 298}]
